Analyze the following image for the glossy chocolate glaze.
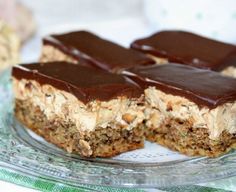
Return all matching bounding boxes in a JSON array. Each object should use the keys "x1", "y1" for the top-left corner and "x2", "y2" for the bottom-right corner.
[
  {"x1": 131, "y1": 31, "x2": 236, "y2": 71},
  {"x1": 43, "y1": 31, "x2": 155, "y2": 72},
  {"x1": 12, "y1": 62, "x2": 142, "y2": 103},
  {"x1": 124, "y1": 63, "x2": 236, "y2": 108}
]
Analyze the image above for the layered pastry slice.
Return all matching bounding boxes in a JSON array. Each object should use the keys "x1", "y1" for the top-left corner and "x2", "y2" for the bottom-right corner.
[
  {"x1": 131, "y1": 31, "x2": 236, "y2": 77},
  {"x1": 0, "y1": 21, "x2": 20, "y2": 71},
  {"x1": 124, "y1": 63, "x2": 236, "y2": 157},
  {"x1": 40, "y1": 31, "x2": 155, "y2": 72},
  {"x1": 12, "y1": 62, "x2": 145, "y2": 157}
]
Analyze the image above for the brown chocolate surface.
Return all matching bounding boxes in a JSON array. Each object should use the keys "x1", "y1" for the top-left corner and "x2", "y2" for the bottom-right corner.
[
  {"x1": 124, "y1": 63, "x2": 236, "y2": 108},
  {"x1": 43, "y1": 31, "x2": 155, "y2": 72},
  {"x1": 131, "y1": 31, "x2": 236, "y2": 71},
  {"x1": 12, "y1": 62, "x2": 142, "y2": 103}
]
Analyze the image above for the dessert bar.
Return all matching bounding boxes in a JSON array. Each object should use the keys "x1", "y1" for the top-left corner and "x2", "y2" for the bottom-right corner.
[
  {"x1": 131, "y1": 31, "x2": 236, "y2": 77},
  {"x1": 0, "y1": 21, "x2": 20, "y2": 71},
  {"x1": 124, "y1": 63, "x2": 236, "y2": 157},
  {"x1": 41, "y1": 31, "x2": 155, "y2": 72},
  {"x1": 12, "y1": 62, "x2": 145, "y2": 157}
]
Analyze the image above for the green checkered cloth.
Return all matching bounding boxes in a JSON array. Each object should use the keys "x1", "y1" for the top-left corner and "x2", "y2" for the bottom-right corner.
[
  {"x1": 0, "y1": 166, "x2": 235, "y2": 192},
  {"x1": 0, "y1": 168, "x2": 236, "y2": 192}
]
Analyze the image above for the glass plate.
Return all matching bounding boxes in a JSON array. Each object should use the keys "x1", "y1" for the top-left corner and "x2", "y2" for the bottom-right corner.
[{"x1": 1, "y1": 69, "x2": 236, "y2": 188}]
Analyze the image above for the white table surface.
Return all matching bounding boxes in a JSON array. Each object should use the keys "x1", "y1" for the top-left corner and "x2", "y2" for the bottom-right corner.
[{"x1": 0, "y1": 180, "x2": 36, "y2": 192}]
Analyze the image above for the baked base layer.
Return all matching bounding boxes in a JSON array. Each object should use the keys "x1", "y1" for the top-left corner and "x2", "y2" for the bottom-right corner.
[
  {"x1": 15, "y1": 99, "x2": 144, "y2": 157},
  {"x1": 145, "y1": 118, "x2": 236, "y2": 157}
]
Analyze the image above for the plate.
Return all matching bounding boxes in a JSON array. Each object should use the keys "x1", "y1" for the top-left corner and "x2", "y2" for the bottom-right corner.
[{"x1": 1, "y1": 69, "x2": 236, "y2": 188}]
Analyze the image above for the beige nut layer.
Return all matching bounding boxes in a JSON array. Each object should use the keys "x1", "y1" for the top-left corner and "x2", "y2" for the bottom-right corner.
[
  {"x1": 221, "y1": 66, "x2": 236, "y2": 77},
  {"x1": 13, "y1": 78, "x2": 144, "y2": 132},
  {"x1": 145, "y1": 87, "x2": 236, "y2": 140},
  {"x1": 40, "y1": 45, "x2": 77, "y2": 64}
]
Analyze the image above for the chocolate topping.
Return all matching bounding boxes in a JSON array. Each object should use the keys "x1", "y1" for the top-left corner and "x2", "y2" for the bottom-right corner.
[
  {"x1": 124, "y1": 63, "x2": 236, "y2": 108},
  {"x1": 43, "y1": 31, "x2": 155, "y2": 72},
  {"x1": 131, "y1": 31, "x2": 236, "y2": 71},
  {"x1": 12, "y1": 62, "x2": 142, "y2": 103}
]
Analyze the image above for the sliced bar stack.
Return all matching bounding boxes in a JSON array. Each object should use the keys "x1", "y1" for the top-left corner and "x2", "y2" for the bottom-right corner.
[
  {"x1": 12, "y1": 30, "x2": 236, "y2": 158},
  {"x1": 12, "y1": 62, "x2": 145, "y2": 157},
  {"x1": 131, "y1": 30, "x2": 236, "y2": 77}
]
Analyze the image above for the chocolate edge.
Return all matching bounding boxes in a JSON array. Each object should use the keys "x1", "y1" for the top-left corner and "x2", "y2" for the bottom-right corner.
[
  {"x1": 130, "y1": 33, "x2": 236, "y2": 71},
  {"x1": 12, "y1": 65, "x2": 142, "y2": 104},
  {"x1": 122, "y1": 69, "x2": 236, "y2": 109}
]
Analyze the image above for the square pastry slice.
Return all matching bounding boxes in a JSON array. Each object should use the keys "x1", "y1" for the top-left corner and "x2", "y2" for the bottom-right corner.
[
  {"x1": 12, "y1": 62, "x2": 145, "y2": 157},
  {"x1": 40, "y1": 31, "x2": 155, "y2": 72},
  {"x1": 131, "y1": 30, "x2": 236, "y2": 77},
  {"x1": 124, "y1": 63, "x2": 236, "y2": 157}
]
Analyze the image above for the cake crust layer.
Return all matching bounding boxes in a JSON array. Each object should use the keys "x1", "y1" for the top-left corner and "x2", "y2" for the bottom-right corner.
[
  {"x1": 146, "y1": 119, "x2": 236, "y2": 157},
  {"x1": 15, "y1": 99, "x2": 144, "y2": 157}
]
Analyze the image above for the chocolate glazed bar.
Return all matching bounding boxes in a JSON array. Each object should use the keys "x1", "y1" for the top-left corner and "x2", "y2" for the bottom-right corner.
[
  {"x1": 123, "y1": 63, "x2": 236, "y2": 157},
  {"x1": 12, "y1": 62, "x2": 145, "y2": 157},
  {"x1": 40, "y1": 31, "x2": 155, "y2": 72},
  {"x1": 131, "y1": 30, "x2": 236, "y2": 77}
]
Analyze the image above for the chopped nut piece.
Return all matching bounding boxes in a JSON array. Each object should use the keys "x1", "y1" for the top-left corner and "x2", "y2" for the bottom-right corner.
[{"x1": 122, "y1": 113, "x2": 136, "y2": 123}]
